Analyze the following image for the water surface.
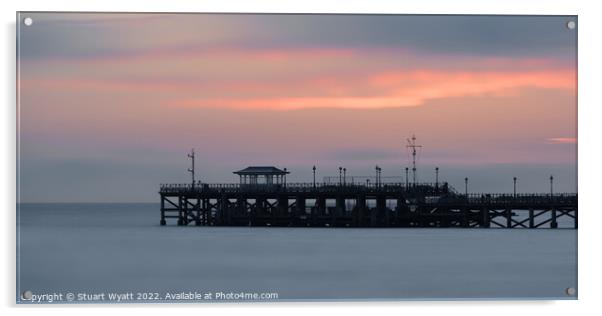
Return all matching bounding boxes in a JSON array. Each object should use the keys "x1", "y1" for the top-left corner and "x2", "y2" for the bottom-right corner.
[{"x1": 17, "y1": 203, "x2": 577, "y2": 302}]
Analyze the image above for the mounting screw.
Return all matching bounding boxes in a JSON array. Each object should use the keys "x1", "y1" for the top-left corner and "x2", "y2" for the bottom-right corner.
[
  {"x1": 22, "y1": 290, "x2": 33, "y2": 300},
  {"x1": 23, "y1": 17, "x2": 33, "y2": 26},
  {"x1": 565, "y1": 287, "x2": 576, "y2": 296},
  {"x1": 567, "y1": 21, "x2": 576, "y2": 30}
]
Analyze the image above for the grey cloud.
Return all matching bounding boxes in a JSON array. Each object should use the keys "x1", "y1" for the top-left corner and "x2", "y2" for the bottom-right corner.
[{"x1": 18, "y1": 13, "x2": 576, "y2": 61}]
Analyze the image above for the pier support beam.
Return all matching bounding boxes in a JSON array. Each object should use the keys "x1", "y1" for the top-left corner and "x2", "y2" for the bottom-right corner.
[
  {"x1": 370, "y1": 207, "x2": 378, "y2": 227},
  {"x1": 551, "y1": 208, "x2": 558, "y2": 229},
  {"x1": 277, "y1": 195, "x2": 288, "y2": 224},
  {"x1": 481, "y1": 208, "x2": 490, "y2": 228},
  {"x1": 177, "y1": 196, "x2": 184, "y2": 226},
  {"x1": 462, "y1": 208, "x2": 469, "y2": 228},
  {"x1": 374, "y1": 196, "x2": 386, "y2": 227},
  {"x1": 203, "y1": 198, "x2": 210, "y2": 225},
  {"x1": 336, "y1": 196, "x2": 345, "y2": 215},
  {"x1": 219, "y1": 198, "x2": 225, "y2": 225},
  {"x1": 296, "y1": 196, "x2": 305, "y2": 215},
  {"x1": 236, "y1": 196, "x2": 245, "y2": 217},
  {"x1": 226, "y1": 198, "x2": 233, "y2": 226},
  {"x1": 195, "y1": 198, "x2": 201, "y2": 226},
  {"x1": 317, "y1": 197, "x2": 326, "y2": 216},
  {"x1": 295, "y1": 196, "x2": 306, "y2": 226},
  {"x1": 356, "y1": 195, "x2": 366, "y2": 227},
  {"x1": 160, "y1": 195, "x2": 166, "y2": 226}
]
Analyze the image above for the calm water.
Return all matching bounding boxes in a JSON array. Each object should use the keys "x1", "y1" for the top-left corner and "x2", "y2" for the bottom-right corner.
[{"x1": 17, "y1": 203, "x2": 577, "y2": 302}]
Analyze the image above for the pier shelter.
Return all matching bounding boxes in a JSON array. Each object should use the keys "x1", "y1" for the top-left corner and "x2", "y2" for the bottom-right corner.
[{"x1": 233, "y1": 166, "x2": 289, "y2": 185}]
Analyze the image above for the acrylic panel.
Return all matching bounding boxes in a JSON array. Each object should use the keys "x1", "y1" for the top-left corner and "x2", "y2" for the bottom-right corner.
[{"x1": 16, "y1": 12, "x2": 577, "y2": 303}]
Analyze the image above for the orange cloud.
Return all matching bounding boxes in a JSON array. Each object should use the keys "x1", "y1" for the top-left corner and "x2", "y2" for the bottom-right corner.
[
  {"x1": 546, "y1": 137, "x2": 577, "y2": 144},
  {"x1": 173, "y1": 96, "x2": 425, "y2": 111},
  {"x1": 168, "y1": 69, "x2": 575, "y2": 111},
  {"x1": 24, "y1": 44, "x2": 574, "y2": 112}
]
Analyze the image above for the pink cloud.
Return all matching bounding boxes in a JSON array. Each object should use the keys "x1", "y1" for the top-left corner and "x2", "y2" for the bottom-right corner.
[
  {"x1": 168, "y1": 69, "x2": 575, "y2": 111},
  {"x1": 23, "y1": 45, "x2": 575, "y2": 112},
  {"x1": 546, "y1": 137, "x2": 577, "y2": 144}
]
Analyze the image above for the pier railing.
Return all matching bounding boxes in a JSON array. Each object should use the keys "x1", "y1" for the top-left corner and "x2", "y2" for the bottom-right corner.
[
  {"x1": 159, "y1": 182, "x2": 576, "y2": 206},
  {"x1": 159, "y1": 182, "x2": 452, "y2": 195},
  {"x1": 461, "y1": 193, "x2": 577, "y2": 206}
]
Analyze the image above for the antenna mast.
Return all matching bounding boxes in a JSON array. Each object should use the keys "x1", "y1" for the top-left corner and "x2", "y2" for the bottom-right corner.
[
  {"x1": 406, "y1": 134, "x2": 422, "y2": 185},
  {"x1": 187, "y1": 148, "x2": 195, "y2": 187}
]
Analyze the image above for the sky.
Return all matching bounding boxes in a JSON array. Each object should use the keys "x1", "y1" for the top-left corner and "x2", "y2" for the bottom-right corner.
[{"x1": 17, "y1": 13, "x2": 577, "y2": 202}]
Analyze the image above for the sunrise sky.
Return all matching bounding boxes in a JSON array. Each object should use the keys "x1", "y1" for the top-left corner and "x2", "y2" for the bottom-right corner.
[{"x1": 17, "y1": 13, "x2": 577, "y2": 202}]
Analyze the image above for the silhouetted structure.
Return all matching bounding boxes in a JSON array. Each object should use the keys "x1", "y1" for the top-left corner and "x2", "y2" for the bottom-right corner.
[
  {"x1": 233, "y1": 166, "x2": 289, "y2": 185},
  {"x1": 159, "y1": 168, "x2": 577, "y2": 229}
]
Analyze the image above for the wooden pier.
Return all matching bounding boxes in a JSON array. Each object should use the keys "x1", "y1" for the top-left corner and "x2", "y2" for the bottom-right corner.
[{"x1": 159, "y1": 182, "x2": 577, "y2": 229}]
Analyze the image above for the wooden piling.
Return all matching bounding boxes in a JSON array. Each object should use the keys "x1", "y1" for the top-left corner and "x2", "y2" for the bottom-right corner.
[
  {"x1": 481, "y1": 208, "x2": 490, "y2": 228},
  {"x1": 160, "y1": 196, "x2": 166, "y2": 226},
  {"x1": 356, "y1": 194, "x2": 366, "y2": 227},
  {"x1": 551, "y1": 208, "x2": 558, "y2": 229},
  {"x1": 177, "y1": 195, "x2": 183, "y2": 226},
  {"x1": 295, "y1": 196, "x2": 305, "y2": 226}
]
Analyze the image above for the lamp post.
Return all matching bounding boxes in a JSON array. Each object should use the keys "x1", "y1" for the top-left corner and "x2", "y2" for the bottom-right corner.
[
  {"x1": 312, "y1": 165, "x2": 316, "y2": 188},
  {"x1": 405, "y1": 167, "x2": 409, "y2": 188},
  {"x1": 464, "y1": 177, "x2": 468, "y2": 196},
  {"x1": 550, "y1": 175, "x2": 554, "y2": 196},
  {"x1": 343, "y1": 168, "x2": 347, "y2": 186},
  {"x1": 435, "y1": 167, "x2": 439, "y2": 188},
  {"x1": 187, "y1": 149, "x2": 195, "y2": 188},
  {"x1": 374, "y1": 165, "x2": 378, "y2": 187},
  {"x1": 283, "y1": 168, "x2": 287, "y2": 188},
  {"x1": 339, "y1": 167, "x2": 342, "y2": 186},
  {"x1": 513, "y1": 177, "x2": 517, "y2": 197}
]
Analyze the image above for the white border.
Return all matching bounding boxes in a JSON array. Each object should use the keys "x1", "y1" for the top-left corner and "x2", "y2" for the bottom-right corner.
[{"x1": 2, "y1": 0, "x2": 601, "y2": 315}]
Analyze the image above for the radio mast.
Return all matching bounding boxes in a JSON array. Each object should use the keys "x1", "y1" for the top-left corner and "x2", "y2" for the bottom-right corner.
[{"x1": 406, "y1": 134, "x2": 422, "y2": 185}]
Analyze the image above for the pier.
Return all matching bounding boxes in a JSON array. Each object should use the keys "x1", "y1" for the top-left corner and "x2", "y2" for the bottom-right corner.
[
  {"x1": 160, "y1": 142, "x2": 577, "y2": 229},
  {"x1": 159, "y1": 181, "x2": 577, "y2": 229}
]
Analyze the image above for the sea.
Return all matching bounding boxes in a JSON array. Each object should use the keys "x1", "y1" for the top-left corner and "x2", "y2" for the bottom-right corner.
[{"x1": 16, "y1": 203, "x2": 577, "y2": 303}]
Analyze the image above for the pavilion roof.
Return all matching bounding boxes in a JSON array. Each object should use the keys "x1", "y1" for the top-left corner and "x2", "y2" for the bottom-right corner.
[{"x1": 233, "y1": 166, "x2": 289, "y2": 175}]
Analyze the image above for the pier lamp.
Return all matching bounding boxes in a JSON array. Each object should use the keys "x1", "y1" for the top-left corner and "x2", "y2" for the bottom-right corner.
[
  {"x1": 312, "y1": 165, "x2": 316, "y2": 188},
  {"x1": 284, "y1": 168, "x2": 287, "y2": 187},
  {"x1": 405, "y1": 167, "x2": 409, "y2": 188},
  {"x1": 464, "y1": 177, "x2": 468, "y2": 196},
  {"x1": 375, "y1": 166, "x2": 379, "y2": 187},
  {"x1": 513, "y1": 177, "x2": 517, "y2": 197},
  {"x1": 435, "y1": 167, "x2": 439, "y2": 188},
  {"x1": 339, "y1": 167, "x2": 342, "y2": 185},
  {"x1": 343, "y1": 168, "x2": 347, "y2": 185},
  {"x1": 550, "y1": 175, "x2": 554, "y2": 196},
  {"x1": 187, "y1": 148, "x2": 195, "y2": 188}
]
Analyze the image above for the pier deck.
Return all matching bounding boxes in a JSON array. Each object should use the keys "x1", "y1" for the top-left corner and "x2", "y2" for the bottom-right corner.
[{"x1": 159, "y1": 182, "x2": 577, "y2": 229}]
